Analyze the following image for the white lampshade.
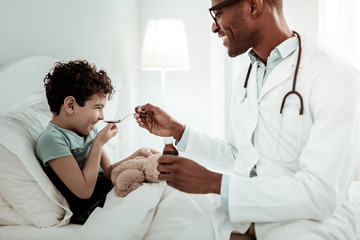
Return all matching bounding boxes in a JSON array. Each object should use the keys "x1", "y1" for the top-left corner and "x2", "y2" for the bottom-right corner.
[{"x1": 140, "y1": 19, "x2": 190, "y2": 71}]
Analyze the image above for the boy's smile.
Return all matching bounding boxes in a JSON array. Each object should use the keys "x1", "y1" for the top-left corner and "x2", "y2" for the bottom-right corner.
[{"x1": 71, "y1": 93, "x2": 108, "y2": 136}]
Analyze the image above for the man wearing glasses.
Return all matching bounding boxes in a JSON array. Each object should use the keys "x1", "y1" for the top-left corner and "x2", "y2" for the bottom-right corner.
[{"x1": 135, "y1": 0, "x2": 360, "y2": 239}]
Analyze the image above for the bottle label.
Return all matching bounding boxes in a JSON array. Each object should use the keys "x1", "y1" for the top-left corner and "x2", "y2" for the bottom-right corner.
[{"x1": 163, "y1": 150, "x2": 179, "y2": 155}]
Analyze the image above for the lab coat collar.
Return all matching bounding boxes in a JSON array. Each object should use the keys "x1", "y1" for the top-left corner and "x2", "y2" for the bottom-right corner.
[
  {"x1": 258, "y1": 33, "x2": 313, "y2": 101},
  {"x1": 258, "y1": 52, "x2": 295, "y2": 101},
  {"x1": 248, "y1": 35, "x2": 298, "y2": 65}
]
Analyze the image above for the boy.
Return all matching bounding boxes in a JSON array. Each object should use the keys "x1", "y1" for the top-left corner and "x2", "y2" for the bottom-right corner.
[{"x1": 36, "y1": 60, "x2": 157, "y2": 224}]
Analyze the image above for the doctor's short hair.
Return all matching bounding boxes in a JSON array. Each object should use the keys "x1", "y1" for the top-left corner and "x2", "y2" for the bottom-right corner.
[{"x1": 44, "y1": 59, "x2": 115, "y2": 115}]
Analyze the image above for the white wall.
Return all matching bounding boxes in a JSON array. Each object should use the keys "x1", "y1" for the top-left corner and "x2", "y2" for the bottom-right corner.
[
  {"x1": 284, "y1": 0, "x2": 319, "y2": 36},
  {"x1": 318, "y1": 0, "x2": 360, "y2": 69}
]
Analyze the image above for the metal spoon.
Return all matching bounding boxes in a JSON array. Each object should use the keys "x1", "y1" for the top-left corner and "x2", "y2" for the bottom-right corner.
[{"x1": 104, "y1": 110, "x2": 147, "y2": 123}]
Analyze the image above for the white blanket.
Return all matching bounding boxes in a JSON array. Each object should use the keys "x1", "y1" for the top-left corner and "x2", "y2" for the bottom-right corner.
[
  {"x1": 350, "y1": 181, "x2": 360, "y2": 240},
  {"x1": 71, "y1": 182, "x2": 246, "y2": 240},
  {"x1": 71, "y1": 181, "x2": 360, "y2": 240}
]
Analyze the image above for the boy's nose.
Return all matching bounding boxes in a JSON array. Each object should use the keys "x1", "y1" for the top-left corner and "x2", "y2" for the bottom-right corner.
[{"x1": 99, "y1": 111, "x2": 104, "y2": 120}]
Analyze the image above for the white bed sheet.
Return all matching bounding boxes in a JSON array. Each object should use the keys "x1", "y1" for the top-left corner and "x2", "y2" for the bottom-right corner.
[
  {"x1": 0, "y1": 182, "x2": 243, "y2": 240},
  {"x1": 70, "y1": 182, "x2": 246, "y2": 240},
  {"x1": 0, "y1": 224, "x2": 80, "y2": 240},
  {"x1": 1, "y1": 181, "x2": 360, "y2": 240}
]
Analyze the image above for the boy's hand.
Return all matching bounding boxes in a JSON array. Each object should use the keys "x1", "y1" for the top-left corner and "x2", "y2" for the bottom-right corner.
[
  {"x1": 136, "y1": 147, "x2": 160, "y2": 158},
  {"x1": 95, "y1": 123, "x2": 119, "y2": 145}
]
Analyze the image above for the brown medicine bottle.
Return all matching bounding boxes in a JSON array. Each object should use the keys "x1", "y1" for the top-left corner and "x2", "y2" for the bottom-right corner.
[{"x1": 163, "y1": 137, "x2": 179, "y2": 155}]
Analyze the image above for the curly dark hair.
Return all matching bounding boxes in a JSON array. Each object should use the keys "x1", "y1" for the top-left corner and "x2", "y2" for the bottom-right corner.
[{"x1": 44, "y1": 60, "x2": 115, "y2": 115}]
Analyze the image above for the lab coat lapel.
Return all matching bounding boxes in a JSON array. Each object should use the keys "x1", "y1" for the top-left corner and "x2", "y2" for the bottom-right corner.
[
  {"x1": 244, "y1": 62, "x2": 258, "y2": 138},
  {"x1": 258, "y1": 50, "x2": 297, "y2": 102},
  {"x1": 231, "y1": 63, "x2": 259, "y2": 177},
  {"x1": 230, "y1": 63, "x2": 258, "y2": 146},
  {"x1": 247, "y1": 62, "x2": 258, "y2": 105}
]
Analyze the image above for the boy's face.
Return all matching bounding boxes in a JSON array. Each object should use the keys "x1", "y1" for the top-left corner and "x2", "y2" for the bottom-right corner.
[{"x1": 72, "y1": 93, "x2": 108, "y2": 136}]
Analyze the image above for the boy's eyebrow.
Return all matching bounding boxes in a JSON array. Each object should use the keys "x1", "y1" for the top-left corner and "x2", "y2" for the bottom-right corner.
[{"x1": 94, "y1": 103, "x2": 105, "y2": 107}]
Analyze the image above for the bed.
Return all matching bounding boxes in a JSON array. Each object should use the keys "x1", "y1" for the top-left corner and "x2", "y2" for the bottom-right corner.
[{"x1": 0, "y1": 56, "x2": 359, "y2": 240}]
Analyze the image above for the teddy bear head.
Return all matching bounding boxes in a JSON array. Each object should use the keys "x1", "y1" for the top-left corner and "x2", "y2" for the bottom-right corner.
[{"x1": 111, "y1": 153, "x2": 161, "y2": 197}]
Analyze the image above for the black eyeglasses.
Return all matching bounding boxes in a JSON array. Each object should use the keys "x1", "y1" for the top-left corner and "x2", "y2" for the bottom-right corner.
[{"x1": 209, "y1": 0, "x2": 240, "y2": 25}]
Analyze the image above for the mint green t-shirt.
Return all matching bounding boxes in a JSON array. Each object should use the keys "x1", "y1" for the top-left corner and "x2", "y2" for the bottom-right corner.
[
  {"x1": 36, "y1": 122, "x2": 113, "y2": 224},
  {"x1": 36, "y1": 122, "x2": 98, "y2": 167}
]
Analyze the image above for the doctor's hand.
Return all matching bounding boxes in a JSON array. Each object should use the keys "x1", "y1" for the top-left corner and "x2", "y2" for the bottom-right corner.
[
  {"x1": 134, "y1": 103, "x2": 185, "y2": 141},
  {"x1": 157, "y1": 155, "x2": 222, "y2": 194}
]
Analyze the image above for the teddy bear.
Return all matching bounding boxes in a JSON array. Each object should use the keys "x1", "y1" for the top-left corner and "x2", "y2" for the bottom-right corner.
[{"x1": 111, "y1": 153, "x2": 161, "y2": 197}]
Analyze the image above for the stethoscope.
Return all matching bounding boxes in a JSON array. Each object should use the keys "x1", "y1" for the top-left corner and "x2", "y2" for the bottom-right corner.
[
  {"x1": 240, "y1": 31, "x2": 303, "y2": 116},
  {"x1": 240, "y1": 31, "x2": 303, "y2": 162}
]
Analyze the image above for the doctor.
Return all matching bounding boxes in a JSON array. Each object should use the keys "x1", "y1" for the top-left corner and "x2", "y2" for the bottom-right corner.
[{"x1": 135, "y1": 0, "x2": 360, "y2": 239}]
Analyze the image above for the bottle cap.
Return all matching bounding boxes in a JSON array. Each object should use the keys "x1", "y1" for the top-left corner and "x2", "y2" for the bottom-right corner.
[{"x1": 163, "y1": 137, "x2": 174, "y2": 145}]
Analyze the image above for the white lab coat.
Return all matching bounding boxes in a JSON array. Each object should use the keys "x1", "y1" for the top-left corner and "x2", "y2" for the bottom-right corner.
[{"x1": 183, "y1": 35, "x2": 360, "y2": 239}]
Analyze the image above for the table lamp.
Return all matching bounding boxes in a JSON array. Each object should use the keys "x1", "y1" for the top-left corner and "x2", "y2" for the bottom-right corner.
[{"x1": 140, "y1": 19, "x2": 190, "y2": 102}]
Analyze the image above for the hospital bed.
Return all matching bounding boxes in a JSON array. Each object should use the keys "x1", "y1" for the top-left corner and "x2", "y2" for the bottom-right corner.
[{"x1": 0, "y1": 56, "x2": 359, "y2": 240}]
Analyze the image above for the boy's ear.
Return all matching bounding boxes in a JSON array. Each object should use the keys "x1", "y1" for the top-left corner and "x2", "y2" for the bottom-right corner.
[{"x1": 63, "y1": 96, "x2": 76, "y2": 114}]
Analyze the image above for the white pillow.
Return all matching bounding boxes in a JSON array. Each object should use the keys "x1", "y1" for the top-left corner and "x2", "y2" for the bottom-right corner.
[
  {"x1": 0, "y1": 192, "x2": 31, "y2": 226},
  {"x1": 0, "y1": 99, "x2": 72, "y2": 227}
]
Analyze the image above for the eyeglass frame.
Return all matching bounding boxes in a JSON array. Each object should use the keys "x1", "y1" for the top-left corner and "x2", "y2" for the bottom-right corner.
[{"x1": 209, "y1": 0, "x2": 240, "y2": 25}]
